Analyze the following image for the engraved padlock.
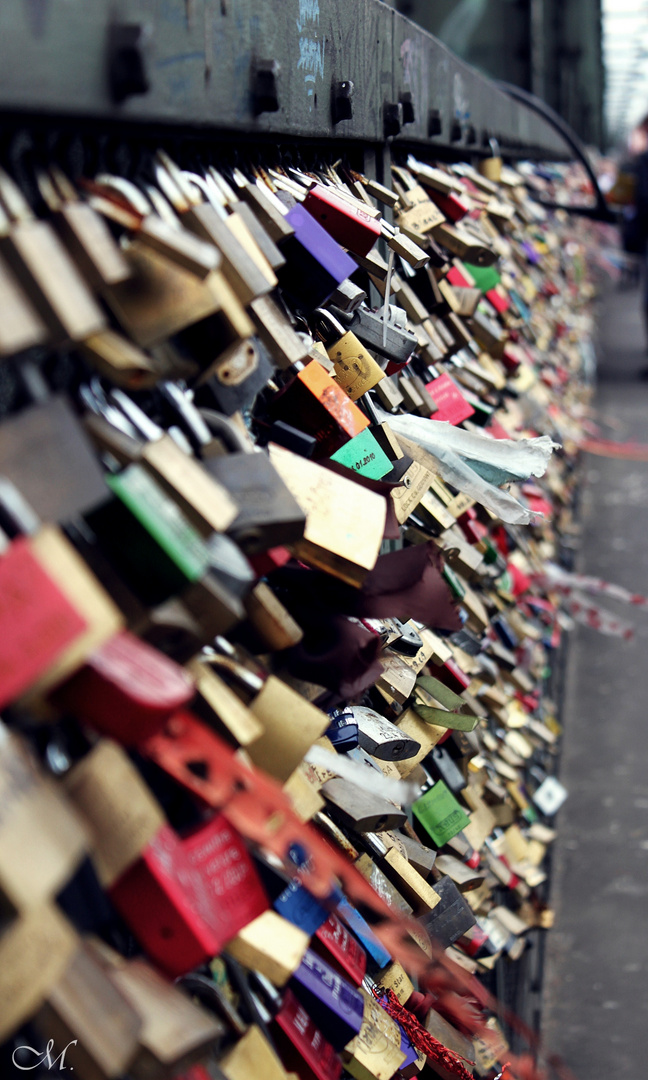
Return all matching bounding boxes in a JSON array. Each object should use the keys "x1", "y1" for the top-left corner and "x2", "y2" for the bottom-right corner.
[{"x1": 313, "y1": 308, "x2": 385, "y2": 402}]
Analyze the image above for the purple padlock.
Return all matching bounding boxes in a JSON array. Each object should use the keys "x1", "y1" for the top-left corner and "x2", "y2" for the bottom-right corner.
[
  {"x1": 278, "y1": 204, "x2": 356, "y2": 310},
  {"x1": 290, "y1": 947, "x2": 364, "y2": 1051}
]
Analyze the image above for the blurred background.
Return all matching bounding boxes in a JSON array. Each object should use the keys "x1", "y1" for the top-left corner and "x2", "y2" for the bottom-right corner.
[{"x1": 385, "y1": 0, "x2": 648, "y2": 154}]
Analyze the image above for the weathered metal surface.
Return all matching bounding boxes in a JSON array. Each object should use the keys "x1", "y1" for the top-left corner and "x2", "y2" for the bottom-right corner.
[{"x1": 0, "y1": 0, "x2": 567, "y2": 158}]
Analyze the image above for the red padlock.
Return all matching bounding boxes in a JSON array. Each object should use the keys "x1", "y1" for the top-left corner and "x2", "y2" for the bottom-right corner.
[
  {"x1": 427, "y1": 189, "x2": 471, "y2": 223},
  {"x1": 273, "y1": 987, "x2": 342, "y2": 1080},
  {"x1": 313, "y1": 913, "x2": 367, "y2": 987},
  {"x1": 0, "y1": 535, "x2": 87, "y2": 709},
  {"x1": 303, "y1": 184, "x2": 381, "y2": 258},
  {"x1": 50, "y1": 629, "x2": 194, "y2": 745}
]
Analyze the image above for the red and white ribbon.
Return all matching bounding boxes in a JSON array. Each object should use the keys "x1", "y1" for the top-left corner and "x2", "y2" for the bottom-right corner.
[
  {"x1": 534, "y1": 562, "x2": 648, "y2": 607},
  {"x1": 564, "y1": 591, "x2": 635, "y2": 640}
]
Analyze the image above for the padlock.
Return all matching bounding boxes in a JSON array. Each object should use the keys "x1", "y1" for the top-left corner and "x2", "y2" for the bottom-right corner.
[
  {"x1": 320, "y1": 779, "x2": 407, "y2": 833},
  {"x1": 90, "y1": 174, "x2": 221, "y2": 280},
  {"x1": 153, "y1": 155, "x2": 276, "y2": 305},
  {"x1": 313, "y1": 913, "x2": 367, "y2": 987},
  {"x1": 478, "y1": 137, "x2": 503, "y2": 183},
  {"x1": 246, "y1": 293, "x2": 310, "y2": 370},
  {"x1": 63, "y1": 740, "x2": 166, "y2": 890},
  {"x1": 383, "y1": 221, "x2": 429, "y2": 269},
  {"x1": 101, "y1": 235, "x2": 227, "y2": 349},
  {"x1": 84, "y1": 464, "x2": 218, "y2": 606},
  {"x1": 234, "y1": 168, "x2": 296, "y2": 244},
  {"x1": 469, "y1": 308, "x2": 508, "y2": 357},
  {"x1": 394, "y1": 185, "x2": 446, "y2": 240},
  {"x1": 267, "y1": 443, "x2": 386, "y2": 587},
  {"x1": 342, "y1": 986, "x2": 407, "y2": 1080},
  {"x1": 0, "y1": 394, "x2": 109, "y2": 525},
  {"x1": 0, "y1": 167, "x2": 106, "y2": 342},
  {"x1": 182, "y1": 811, "x2": 270, "y2": 937},
  {"x1": 313, "y1": 309, "x2": 385, "y2": 401},
  {"x1": 88, "y1": 939, "x2": 226, "y2": 1080},
  {"x1": 334, "y1": 304, "x2": 418, "y2": 365},
  {"x1": 426, "y1": 186, "x2": 473, "y2": 223},
  {"x1": 289, "y1": 948, "x2": 364, "y2": 1051},
  {"x1": 255, "y1": 856, "x2": 329, "y2": 937},
  {"x1": 131, "y1": 418, "x2": 239, "y2": 537},
  {"x1": 188, "y1": 655, "x2": 263, "y2": 746},
  {"x1": 423, "y1": 1007, "x2": 476, "y2": 1079},
  {"x1": 434, "y1": 853, "x2": 484, "y2": 892},
  {"x1": 272, "y1": 987, "x2": 343, "y2": 1080},
  {"x1": 0, "y1": 902, "x2": 81, "y2": 1043},
  {"x1": 420, "y1": 874, "x2": 477, "y2": 949},
  {"x1": 412, "y1": 780, "x2": 471, "y2": 848},
  {"x1": 226, "y1": 910, "x2": 310, "y2": 987},
  {"x1": 268, "y1": 359, "x2": 370, "y2": 458},
  {"x1": 108, "y1": 822, "x2": 240, "y2": 977},
  {"x1": 278, "y1": 202, "x2": 356, "y2": 310},
  {"x1": 31, "y1": 942, "x2": 142, "y2": 1080},
  {"x1": 50, "y1": 630, "x2": 195, "y2": 745},
  {"x1": 330, "y1": 427, "x2": 393, "y2": 480},
  {"x1": 351, "y1": 706, "x2": 420, "y2": 761},
  {"x1": 37, "y1": 165, "x2": 131, "y2": 288},
  {"x1": 81, "y1": 443, "x2": 246, "y2": 638},
  {"x1": 0, "y1": 724, "x2": 88, "y2": 913},
  {"x1": 200, "y1": 648, "x2": 330, "y2": 782},
  {"x1": 194, "y1": 335, "x2": 274, "y2": 415},
  {"x1": 329, "y1": 278, "x2": 366, "y2": 314},
  {"x1": 431, "y1": 222, "x2": 498, "y2": 267},
  {"x1": 207, "y1": 166, "x2": 287, "y2": 271},
  {"x1": 79, "y1": 329, "x2": 162, "y2": 389},
  {"x1": 240, "y1": 580, "x2": 304, "y2": 653},
  {"x1": 425, "y1": 745, "x2": 468, "y2": 795},
  {"x1": 302, "y1": 183, "x2": 381, "y2": 257},
  {"x1": 325, "y1": 709, "x2": 359, "y2": 753},
  {"x1": 376, "y1": 846, "x2": 441, "y2": 916},
  {"x1": 392, "y1": 832, "x2": 437, "y2": 878},
  {"x1": 0, "y1": 249, "x2": 48, "y2": 355},
  {"x1": 0, "y1": 524, "x2": 122, "y2": 708},
  {"x1": 200, "y1": 410, "x2": 307, "y2": 553},
  {"x1": 412, "y1": 675, "x2": 479, "y2": 732}
]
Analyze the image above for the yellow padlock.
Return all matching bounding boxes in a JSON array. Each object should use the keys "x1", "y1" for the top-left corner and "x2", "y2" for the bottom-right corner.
[{"x1": 315, "y1": 309, "x2": 385, "y2": 402}]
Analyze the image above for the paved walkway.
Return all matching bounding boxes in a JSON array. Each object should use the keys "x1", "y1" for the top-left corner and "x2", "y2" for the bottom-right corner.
[{"x1": 542, "y1": 281, "x2": 648, "y2": 1079}]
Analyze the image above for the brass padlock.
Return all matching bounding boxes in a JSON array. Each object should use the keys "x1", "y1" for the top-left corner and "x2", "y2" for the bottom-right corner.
[
  {"x1": 0, "y1": 167, "x2": 106, "y2": 342},
  {"x1": 0, "y1": 724, "x2": 87, "y2": 912},
  {"x1": 36, "y1": 165, "x2": 131, "y2": 288},
  {"x1": 91, "y1": 173, "x2": 221, "y2": 279},
  {"x1": 268, "y1": 443, "x2": 386, "y2": 587},
  {"x1": 201, "y1": 647, "x2": 330, "y2": 782},
  {"x1": 154, "y1": 154, "x2": 276, "y2": 305},
  {"x1": 314, "y1": 309, "x2": 385, "y2": 401},
  {"x1": 0, "y1": 249, "x2": 48, "y2": 355}
]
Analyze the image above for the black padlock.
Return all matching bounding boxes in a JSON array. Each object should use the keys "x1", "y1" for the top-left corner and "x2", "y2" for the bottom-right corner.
[
  {"x1": 194, "y1": 336, "x2": 274, "y2": 417},
  {"x1": 331, "y1": 304, "x2": 418, "y2": 365}
]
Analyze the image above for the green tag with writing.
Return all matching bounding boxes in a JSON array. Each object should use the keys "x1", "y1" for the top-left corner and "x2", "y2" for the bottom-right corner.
[
  {"x1": 331, "y1": 428, "x2": 392, "y2": 480},
  {"x1": 412, "y1": 781, "x2": 470, "y2": 847}
]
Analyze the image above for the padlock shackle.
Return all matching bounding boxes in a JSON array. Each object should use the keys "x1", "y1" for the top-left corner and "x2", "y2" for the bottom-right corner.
[
  {"x1": 175, "y1": 972, "x2": 247, "y2": 1037},
  {"x1": 311, "y1": 306, "x2": 349, "y2": 346},
  {"x1": 198, "y1": 408, "x2": 253, "y2": 454},
  {"x1": 199, "y1": 652, "x2": 264, "y2": 696},
  {"x1": 94, "y1": 173, "x2": 152, "y2": 217}
]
